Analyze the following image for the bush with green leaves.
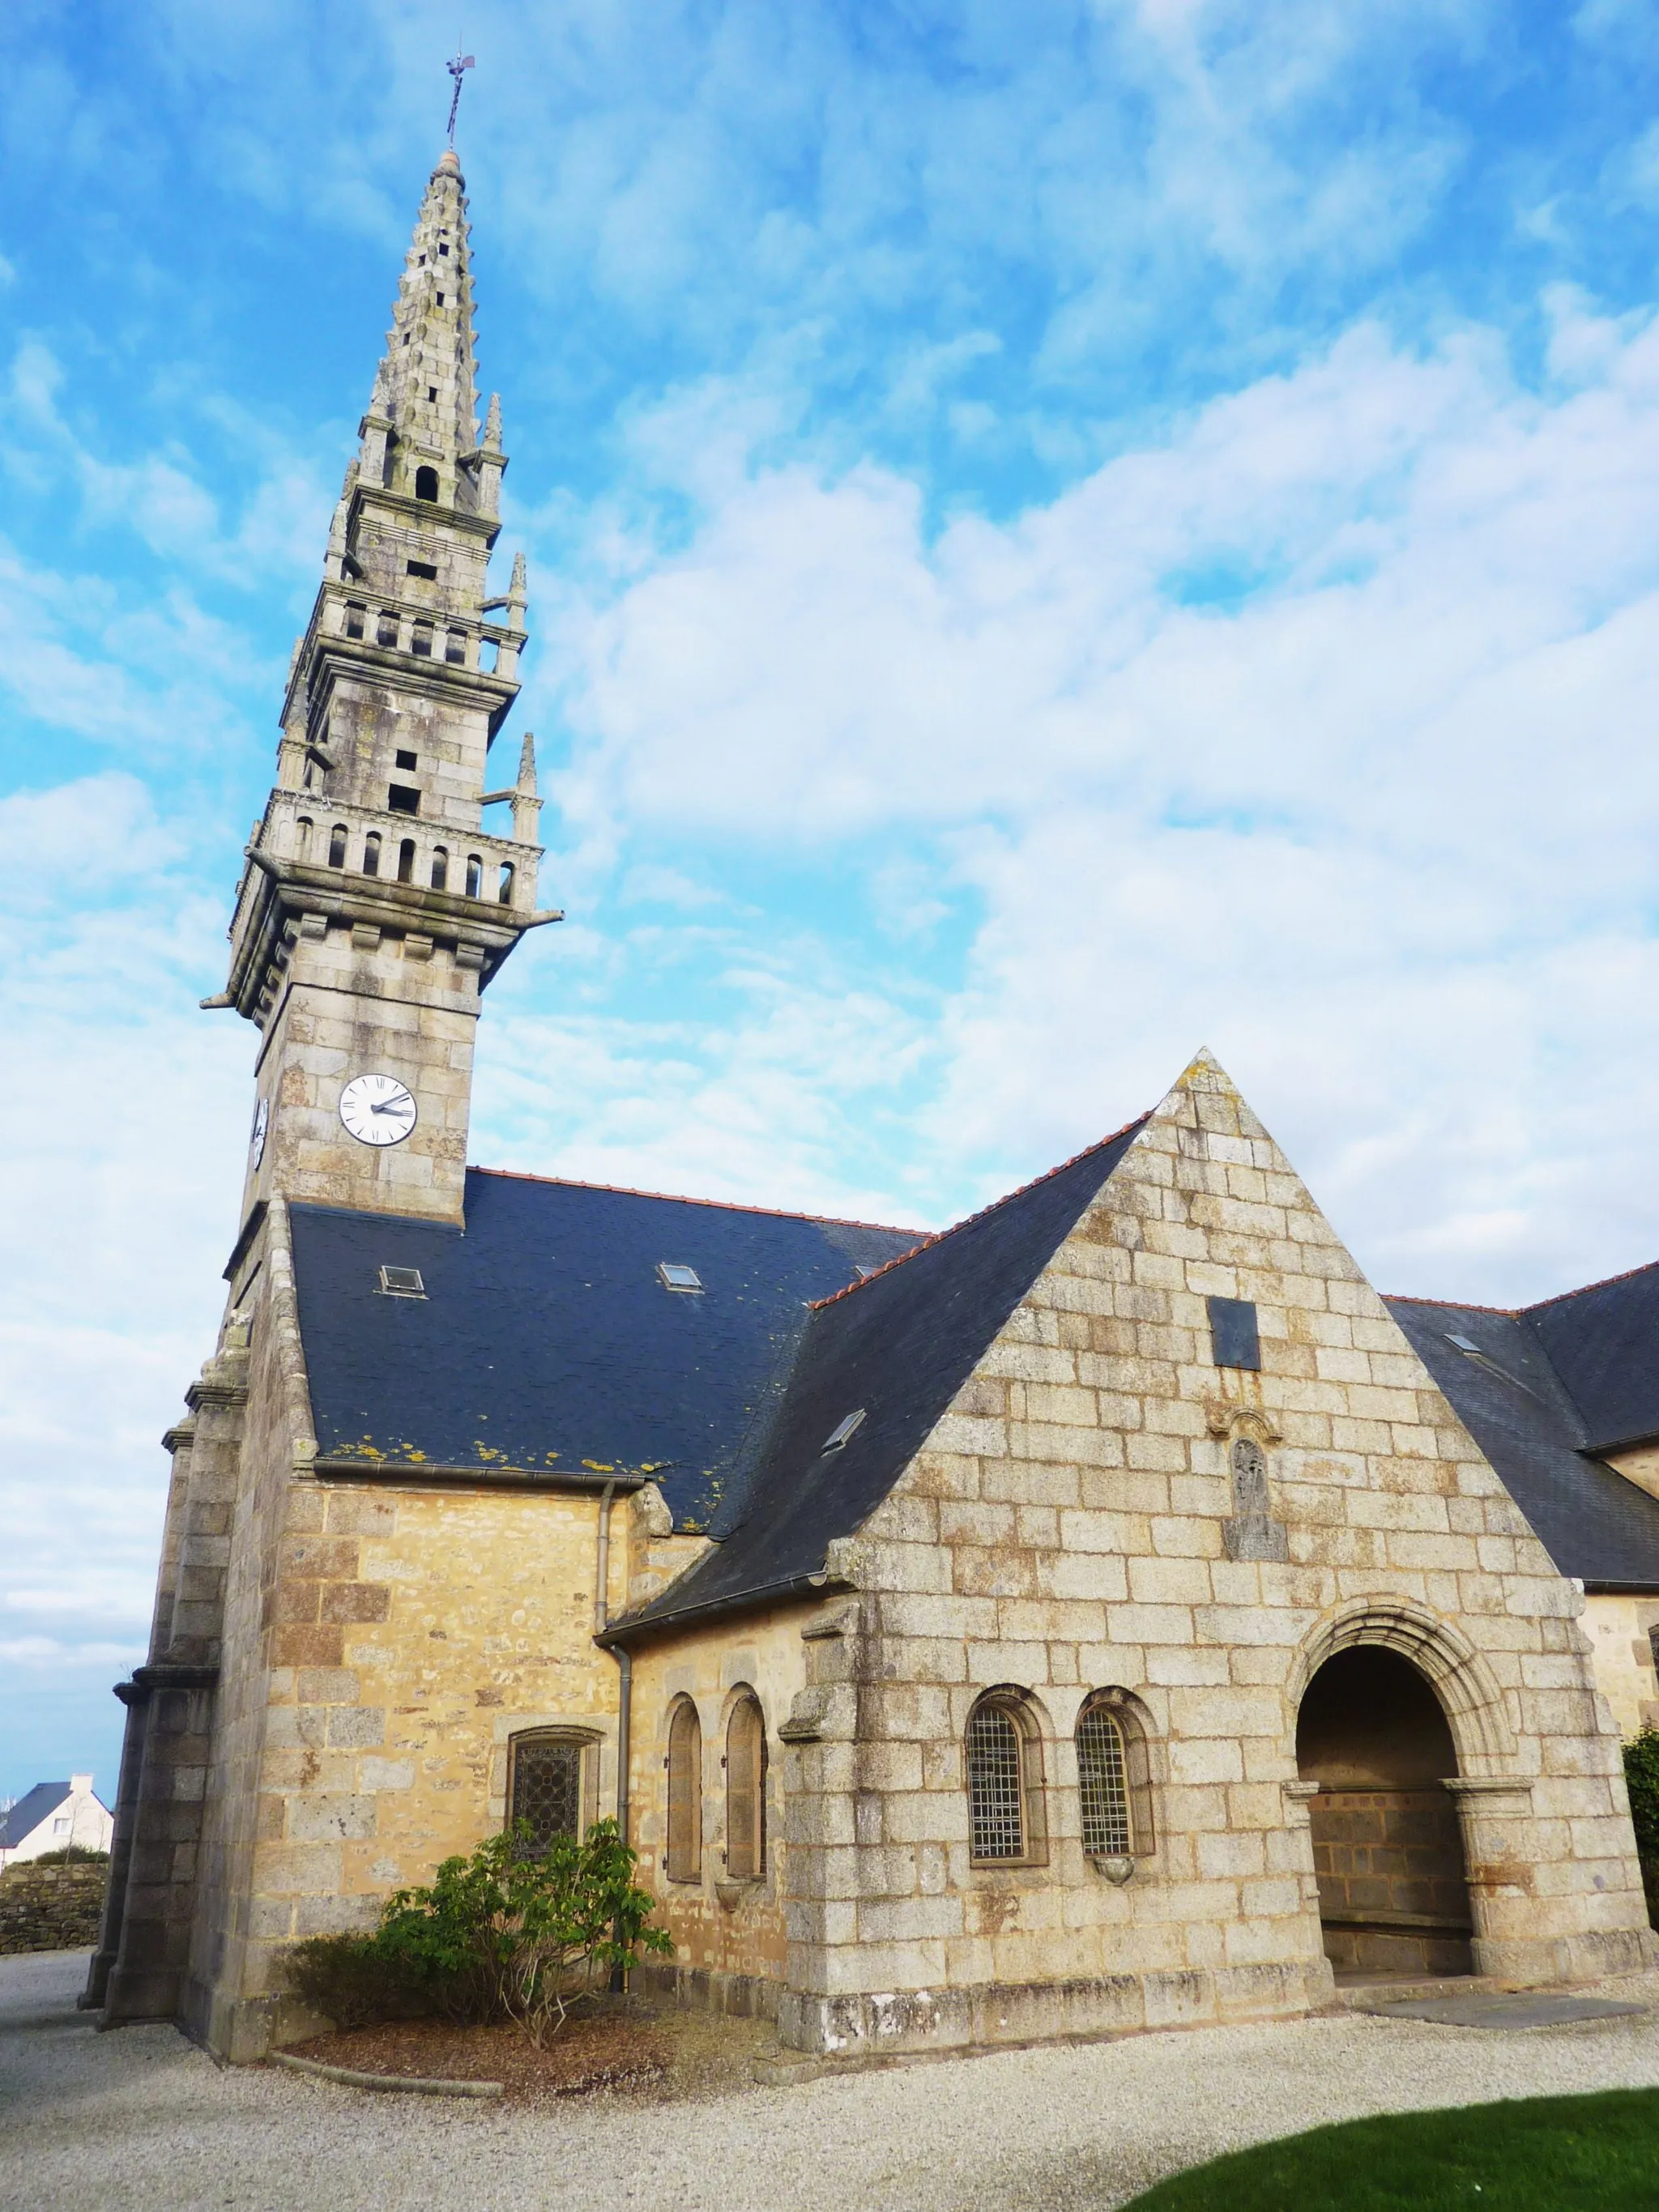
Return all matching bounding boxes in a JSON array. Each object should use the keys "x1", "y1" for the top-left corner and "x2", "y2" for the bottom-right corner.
[
  {"x1": 285, "y1": 1819, "x2": 674, "y2": 2044},
  {"x1": 375, "y1": 1818, "x2": 673, "y2": 2045},
  {"x1": 1623, "y1": 1728, "x2": 1659, "y2": 1926},
  {"x1": 32, "y1": 1844, "x2": 111, "y2": 1865},
  {"x1": 1623, "y1": 1728, "x2": 1659, "y2": 1855},
  {"x1": 284, "y1": 1932, "x2": 429, "y2": 2032}
]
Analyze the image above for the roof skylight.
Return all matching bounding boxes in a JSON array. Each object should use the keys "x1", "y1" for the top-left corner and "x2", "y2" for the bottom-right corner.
[
  {"x1": 378, "y1": 1266, "x2": 426, "y2": 1298},
  {"x1": 821, "y1": 1409, "x2": 866, "y2": 1452},
  {"x1": 658, "y1": 1262, "x2": 703, "y2": 1293},
  {"x1": 1446, "y1": 1333, "x2": 1480, "y2": 1353}
]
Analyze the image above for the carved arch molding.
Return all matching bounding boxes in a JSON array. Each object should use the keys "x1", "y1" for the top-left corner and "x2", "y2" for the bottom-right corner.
[{"x1": 1287, "y1": 1596, "x2": 1519, "y2": 1772}]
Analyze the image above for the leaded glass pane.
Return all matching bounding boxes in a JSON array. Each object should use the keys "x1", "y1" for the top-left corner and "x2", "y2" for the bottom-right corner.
[
  {"x1": 510, "y1": 1737, "x2": 582, "y2": 1852},
  {"x1": 1077, "y1": 1707, "x2": 1131, "y2": 1856},
  {"x1": 967, "y1": 1703, "x2": 1025, "y2": 1860}
]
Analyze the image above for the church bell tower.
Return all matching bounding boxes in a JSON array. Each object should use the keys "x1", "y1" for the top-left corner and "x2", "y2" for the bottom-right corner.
[{"x1": 210, "y1": 149, "x2": 556, "y2": 1229}]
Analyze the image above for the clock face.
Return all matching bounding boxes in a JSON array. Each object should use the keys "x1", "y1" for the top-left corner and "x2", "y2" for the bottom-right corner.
[
  {"x1": 249, "y1": 1097, "x2": 270, "y2": 1168},
  {"x1": 339, "y1": 1073, "x2": 418, "y2": 1148}
]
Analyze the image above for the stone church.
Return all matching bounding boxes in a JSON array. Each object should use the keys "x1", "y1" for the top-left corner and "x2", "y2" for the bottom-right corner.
[{"x1": 87, "y1": 153, "x2": 1659, "y2": 2065}]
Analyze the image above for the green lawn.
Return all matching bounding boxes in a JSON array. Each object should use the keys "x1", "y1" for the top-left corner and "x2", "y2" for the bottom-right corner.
[{"x1": 1119, "y1": 2088, "x2": 1659, "y2": 2210}]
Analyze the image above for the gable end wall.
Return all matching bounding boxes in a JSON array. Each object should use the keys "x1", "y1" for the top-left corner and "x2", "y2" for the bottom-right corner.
[{"x1": 776, "y1": 1055, "x2": 1654, "y2": 2057}]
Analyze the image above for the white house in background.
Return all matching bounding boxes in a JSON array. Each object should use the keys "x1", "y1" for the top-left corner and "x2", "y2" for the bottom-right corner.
[{"x1": 0, "y1": 1776, "x2": 113, "y2": 1869}]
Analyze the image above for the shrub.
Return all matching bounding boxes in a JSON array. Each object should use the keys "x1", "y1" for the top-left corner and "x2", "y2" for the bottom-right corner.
[
  {"x1": 1623, "y1": 1728, "x2": 1659, "y2": 1857},
  {"x1": 32, "y1": 1845, "x2": 110, "y2": 1865},
  {"x1": 1625, "y1": 1729, "x2": 1659, "y2": 1927},
  {"x1": 284, "y1": 1933, "x2": 429, "y2": 2033},
  {"x1": 375, "y1": 1818, "x2": 673, "y2": 2045}
]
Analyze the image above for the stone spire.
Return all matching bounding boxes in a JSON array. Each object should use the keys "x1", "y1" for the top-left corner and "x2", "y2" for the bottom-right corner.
[{"x1": 373, "y1": 149, "x2": 478, "y2": 458}]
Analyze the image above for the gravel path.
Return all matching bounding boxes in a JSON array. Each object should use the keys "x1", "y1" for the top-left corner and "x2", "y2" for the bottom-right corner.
[{"x1": 9, "y1": 1950, "x2": 1659, "y2": 2212}]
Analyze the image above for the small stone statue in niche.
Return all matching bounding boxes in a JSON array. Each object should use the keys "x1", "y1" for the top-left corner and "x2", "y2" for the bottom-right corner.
[{"x1": 1223, "y1": 1433, "x2": 1289, "y2": 1562}]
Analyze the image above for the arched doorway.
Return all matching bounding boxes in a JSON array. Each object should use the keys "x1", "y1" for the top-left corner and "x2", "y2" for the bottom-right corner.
[{"x1": 1296, "y1": 1645, "x2": 1474, "y2": 1981}]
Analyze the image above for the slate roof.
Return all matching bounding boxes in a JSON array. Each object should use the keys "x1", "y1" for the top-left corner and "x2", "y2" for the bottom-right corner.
[
  {"x1": 0, "y1": 1783, "x2": 70, "y2": 1851},
  {"x1": 1524, "y1": 1261, "x2": 1659, "y2": 1453},
  {"x1": 288, "y1": 1127, "x2": 1659, "y2": 1622},
  {"x1": 288, "y1": 1169, "x2": 922, "y2": 1529},
  {"x1": 1386, "y1": 1295, "x2": 1659, "y2": 1591},
  {"x1": 612, "y1": 1117, "x2": 1149, "y2": 1634}
]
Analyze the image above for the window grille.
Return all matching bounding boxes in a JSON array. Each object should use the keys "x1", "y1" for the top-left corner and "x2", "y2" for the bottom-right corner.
[
  {"x1": 966, "y1": 1701, "x2": 1026, "y2": 1861},
  {"x1": 666, "y1": 1699, "x2": 702, "y2": 1882},
  {"x1": 1077, "y1": 1705, "x2": 1132, "y2": 1856},
  {"x1": 509, "y1": 1736, "x2": 583, "y2": 1853},
  {"x1": 725, "y1": 1695, "x2": 765, "y2": 1879}
]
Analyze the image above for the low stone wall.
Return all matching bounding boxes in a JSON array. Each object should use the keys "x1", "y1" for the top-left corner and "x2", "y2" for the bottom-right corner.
[{"x1": 0, "y1": 1862, "x2": 109, "y2": 1955}]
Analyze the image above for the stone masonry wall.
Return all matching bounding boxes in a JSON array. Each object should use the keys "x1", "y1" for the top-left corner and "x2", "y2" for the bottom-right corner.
[
  {"x1": 776, "y1": 1052, "x2": 1654, "y2": 2058},
  {"x1": 193, "y1": 1332, "x2": 633, "y2": 2062},
  {"x1": 625, "y1": 1611, "x2": 804, "y2": 2002},
  {"x1": 1, "y1": 1864, "x2": 109, "y2": 1955},
  {"x1": 1582, "y1": 1592, "x2": 1659, "y2": 1741}
]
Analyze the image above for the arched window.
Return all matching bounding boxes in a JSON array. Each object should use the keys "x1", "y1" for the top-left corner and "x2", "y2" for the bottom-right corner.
[
  {"x1": 293, "y1": 815, "x2": 313, "y2": 860},
  {"x1": 724, "y1": 1692, "x2": 766, "y2": 1880},
  {"x1": 362, "y1": 831, "x2": 381, "y2": 877},
  {"x1": 497, "y1": 861, "x2": 514, "y2": 906},
  {"x1": 397, "y1": 837, "x2": 416, "y2": 884},
  {"x1": 415, "y1": 464, "x2": 439, "y2": 501},
  {"x1": 429, "y1": 846, "x2": 448, "y2": 892},
  {"x1": 666, "y1": 1698, "x2": 702, "y2": 1883},
  {"x1": 464, "y1": 854, "x2": 484, "y2": 899},
  {"x1": 966, "y1": 1691, "x2": 1046, "y2": 1865},
  {"x1": 1076, "y1": 1691, "x2": 1154, "y2": 1860},
  {"x1": 507, "y1": 1729, "x2": 593, "y2": 1854},
  {"x1": 327, "y1": 825, "x2": 348, "y2": 869}
]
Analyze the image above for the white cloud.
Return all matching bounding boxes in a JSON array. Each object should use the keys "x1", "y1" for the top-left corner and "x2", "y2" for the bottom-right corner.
[{"x1": 518, "y1": 306, "x2": 1659, "y2": 1298}]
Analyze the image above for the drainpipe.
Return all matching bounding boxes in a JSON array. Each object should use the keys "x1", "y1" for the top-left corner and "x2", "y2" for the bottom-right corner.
[{"x1": 594, "y1": 1480, "x2": 616, "y2": 1636}]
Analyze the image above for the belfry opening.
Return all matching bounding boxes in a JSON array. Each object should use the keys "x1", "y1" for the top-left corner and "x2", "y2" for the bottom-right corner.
[{"x1": 1296, "y1": 1646, "x2": 1474, "y2": 1980}]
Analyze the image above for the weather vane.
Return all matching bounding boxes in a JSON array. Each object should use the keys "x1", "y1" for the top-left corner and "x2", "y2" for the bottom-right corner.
[{"x1": 446, "y1": 40, "x2": 475, "y2": 146}]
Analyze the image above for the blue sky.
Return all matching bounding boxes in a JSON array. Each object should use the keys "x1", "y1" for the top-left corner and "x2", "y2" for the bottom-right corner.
[{"x1": 6, "y1": 0, "x2": 1659, "y2": 1801}]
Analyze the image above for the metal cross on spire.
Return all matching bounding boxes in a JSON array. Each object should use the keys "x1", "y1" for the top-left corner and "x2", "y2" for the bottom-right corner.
[{"x1": 446, "y1": 41, "x2": 475, "y2": 145}]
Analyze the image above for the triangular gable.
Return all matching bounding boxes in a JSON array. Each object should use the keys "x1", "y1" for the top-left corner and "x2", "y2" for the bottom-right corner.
[
  {"x1": 0, "y1": 1783, "x2": 71, "y2": 1851},
  {"x1": 620, "y1": 1115, "x2": 1150, "y2": 1629}
]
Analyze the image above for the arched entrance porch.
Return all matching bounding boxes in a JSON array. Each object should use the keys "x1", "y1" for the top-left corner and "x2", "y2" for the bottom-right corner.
[{"x1": 1296, "y1": 1645, "x2": 1474, "y2": 1980}]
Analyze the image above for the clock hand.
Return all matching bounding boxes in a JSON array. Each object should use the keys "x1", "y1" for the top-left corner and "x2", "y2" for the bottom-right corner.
[{"x1": 369, "y1": 1099, "x2": 412, "y2": 1115}]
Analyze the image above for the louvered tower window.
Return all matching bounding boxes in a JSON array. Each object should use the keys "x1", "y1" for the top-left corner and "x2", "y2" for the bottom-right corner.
[
  {"x1": 966, "y1": 1700, "x2": 1026, "y2": 1861},
  {"x1": 724, "y1": 1694, "x2": 766, "y2": 1879},
  {"x1": 666, "y1": 1698, "x2": 702, "y2": 1882},
  {"x1": 508, "y1": 1734, "x2": 583, "y2": 1853},
  {"x1": 1077, "y1": 1705, "x2": 1132, "y2": 1856}
]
